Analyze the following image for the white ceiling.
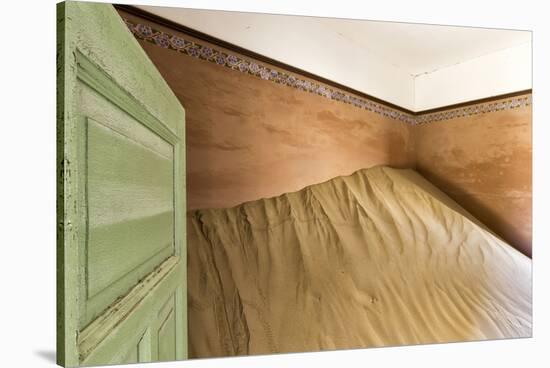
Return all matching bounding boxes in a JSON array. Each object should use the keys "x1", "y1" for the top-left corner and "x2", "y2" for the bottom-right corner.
[
  {"x1": 137, "y1": 5, "x2": 532, "y2": 111},
  {"x1": 319, "y1": 20, "x2": 530, "y2": 76}
]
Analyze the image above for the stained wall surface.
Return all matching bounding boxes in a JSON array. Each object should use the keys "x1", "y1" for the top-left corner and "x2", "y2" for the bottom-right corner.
[
  {"x1": 118, "y1": 9, "x2": 532, "y2": 256},
  {"x1": 415, "y1": 96, "x2": 532, "y2": 256},
  {"x1": 119, "y1": 10, "x2": 415, "y2": 210}
]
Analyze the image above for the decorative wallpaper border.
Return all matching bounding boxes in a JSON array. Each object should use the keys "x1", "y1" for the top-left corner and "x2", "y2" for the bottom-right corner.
[
  {"x1": 415, "y1": 94, "x2": 532, "y2": 124},
  {"x1": 123, "y1": 18, "x2": 531, "y2": 125},
  {"x1": 124, "y1": 18, "x2": 416, "y2": 124}
]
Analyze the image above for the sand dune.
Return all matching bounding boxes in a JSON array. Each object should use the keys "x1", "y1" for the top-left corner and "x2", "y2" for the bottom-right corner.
[{"x1": 187, "y1": 166, "x2": 531, "y2": 358}]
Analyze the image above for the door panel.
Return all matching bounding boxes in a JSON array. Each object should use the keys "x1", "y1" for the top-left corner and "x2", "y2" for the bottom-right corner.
[
  {"x1": 80, "y1": 82, "x2": 178, "y2": 326},
  {"x1": 57, "y1": 2, "x2": 187, "y2": 366},
  {"x1": 78, "y1": 78, "x2": 178, "y2": 312},
  {"x1": 157, "y1": 295, "x2": 177, "y2": 362},
  {"x1": 121, "y1": 345, "x2": 139, "y2": 364}
]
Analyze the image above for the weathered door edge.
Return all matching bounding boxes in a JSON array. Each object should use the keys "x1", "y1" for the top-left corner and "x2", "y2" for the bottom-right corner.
[{"x1": 56, "y1": 2, "x2": 187, "y2": 366}]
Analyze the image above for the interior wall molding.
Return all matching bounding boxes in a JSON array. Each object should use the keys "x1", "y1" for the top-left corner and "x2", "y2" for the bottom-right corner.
[
  {"x1": 414, "y1": 93, "x2": 531, "y2": 124},
  {"x1": 117, "y1": 5, "x2": 532, "y2": 125},
  {"x1": 120, "y1": 16, "x2": 417, "y2": 124},
  {"x1": 116, "y1": 4, "x2": 415, "y2": 116}
]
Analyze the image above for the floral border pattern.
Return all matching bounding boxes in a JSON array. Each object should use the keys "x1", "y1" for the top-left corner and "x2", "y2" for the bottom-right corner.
[
  {"x1": 415, "y1": 94, "x2": 532, "y2": 124},
  {"x1": 124, "y1": 18, "x2": 531, "y2": 125},
  {"x1": 124, "y1": 18, "x2": 416, "y2": 124}
]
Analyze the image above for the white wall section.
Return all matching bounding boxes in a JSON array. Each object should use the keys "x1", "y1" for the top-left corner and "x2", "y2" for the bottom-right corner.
[
  {"x1": 414, "y1": 42, "x2": 532, "y2": 111},
  {"x1": 137, "y1": 5, "x2": 531, "y2": 112}
]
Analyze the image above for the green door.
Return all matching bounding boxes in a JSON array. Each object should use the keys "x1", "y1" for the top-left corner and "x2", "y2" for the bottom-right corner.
[{"x1": 57, "y1": 2, "x2": 186, "y2": 366}]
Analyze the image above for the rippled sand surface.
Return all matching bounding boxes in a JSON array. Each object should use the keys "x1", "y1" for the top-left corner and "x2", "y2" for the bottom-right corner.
[{"x1": 187, "y1": 166, "x2": 531, "y2": 358}]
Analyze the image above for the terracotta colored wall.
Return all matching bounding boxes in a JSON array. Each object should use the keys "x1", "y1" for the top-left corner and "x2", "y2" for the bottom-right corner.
[
  {"x1": 415, "y1": 97, "x2": 532, "y2": 256},
  {"x1": 120, "y1": 11, "x2": 415, "y2": 210},
  {"x1": 119, "y1": 10, "x2": 531, "y2": 256}
]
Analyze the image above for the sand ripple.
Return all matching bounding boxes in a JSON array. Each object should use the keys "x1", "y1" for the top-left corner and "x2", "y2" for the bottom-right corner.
[{"x1": 187, "y1": 166, "x2": 532, "y2": 358}]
